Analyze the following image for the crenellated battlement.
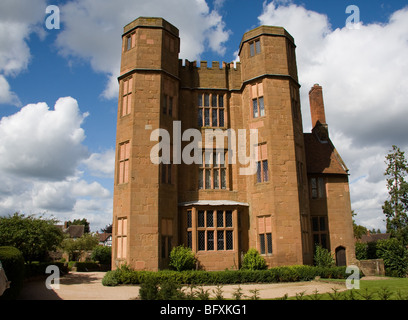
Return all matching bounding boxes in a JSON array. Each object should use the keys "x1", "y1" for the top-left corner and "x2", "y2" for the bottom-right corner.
[
  {"x1": 178, "y1": 59, "x2": 241, "y2": 90},
  {"x1": 178, "y1": 59, "x2": 241, "y2": 72}
]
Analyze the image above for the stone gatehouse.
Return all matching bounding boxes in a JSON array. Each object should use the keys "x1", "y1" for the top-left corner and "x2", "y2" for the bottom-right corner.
[{"x1": 111, "y1": 17, "x2": 355, "y2": 271}]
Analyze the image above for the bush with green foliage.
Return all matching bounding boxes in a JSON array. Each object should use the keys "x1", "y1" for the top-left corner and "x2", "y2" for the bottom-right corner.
[
  {"x1": 0, "y1": 213, "x2": 64, "y2": 262},
  {"x1": 91, "y1": 246, "x2": 112, "y2": 265},
  {"x1": 376, "y1": 238, "x2": 408, "y2": 277},
  {"x1": 169, "y1": 245, "x2": 197, "y2": 271},
  {"x1": 0, "y1": 246, "x2": 25, "y2": 300},
  {"x1": 314, "y1": 244, "x2": 335, "y2": 268},
  {"x1": 241, "y1": 249, "x2": 267, "y2": 271},
  {"x1": 355, "y1": 242, "x2": 368, "y2": 260}
]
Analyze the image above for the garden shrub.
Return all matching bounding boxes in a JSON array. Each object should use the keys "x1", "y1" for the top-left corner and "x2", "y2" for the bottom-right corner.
[
  {"x1": 139, "y1": 277, "x2": 160, "y2": 300},
  {"x1": 0, "y1": 246, "x2": 25, "y2": 300},
  {"x1": 169, "y1": 245, "x2": 197, "y2": 271},
  {"x1": 314, "y1": 244, "x2": 335, "y2": 268},
  {"x1": 241, "y1": 249, "x2": 267, "y2": 271},
  {"x1": 355, "y1": 242, "x2": 368, "y2": 260},
  {"x1": 376, "y1": 238, "x2": 408, "y2": 277},
  {"x1": 101, "y1": 270, "x2": 120, "y2": 286}
]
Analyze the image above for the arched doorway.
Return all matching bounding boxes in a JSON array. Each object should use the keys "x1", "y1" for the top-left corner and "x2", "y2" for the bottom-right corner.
[{"x1": 335, "y1": 246, "x2": 346, "y2": 266}]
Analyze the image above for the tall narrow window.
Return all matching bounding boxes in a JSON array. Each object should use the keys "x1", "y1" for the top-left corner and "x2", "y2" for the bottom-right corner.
[
  {"x1": 162, "y1": 95, "x2": 174, "y2": 117},
  {"x1": 256, "y1": 143, "x2": 268, "y2": 183},
  {"x1": 186, "y1": 210, "x2": 192, "y2": 249},
  {"x1": 126, "y1": 35, "x2": 132, "y2": 51},
  {"x1": 118, "y1": 142, "x2": 130, "y2": 184},
  {"x1": 117, "y1": 217, "x2": 127, "y2": 259},
  {"x1": 125, "y1": 32, "x2": 135, "y2": 51},
  {"x1": 258, "y1": 216, "x2": 272, "y2": 254},
  {"x1": 122, "y1": 77, "x2": 133, "y2": 116},
  {"x1": 251, "y1": 83, "x2": 264, "y2": 118}
]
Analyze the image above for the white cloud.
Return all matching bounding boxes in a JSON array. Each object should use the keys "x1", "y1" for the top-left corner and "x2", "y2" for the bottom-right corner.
[
  {"x1": 82, "y1": 149, "x2": 115, "y2": 178},
  {"x1": 0, "y1": 97, "x2": 89, "y2": 180},
  {"x1": 0, "y1": 97, "x2": 112, "y2": 231},
  {"x1": 55, "y1": 0, "x2": 231, "y2": 99},
  {"x1": 259, "y1": 1, "x2": 408, "y2": 231},
  {"x1": 0, "y1": 0, "x2": 47, "y2": 105}
]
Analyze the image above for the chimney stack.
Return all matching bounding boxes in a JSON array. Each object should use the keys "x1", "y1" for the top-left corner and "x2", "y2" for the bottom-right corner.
[{"x1": 309, "y1": 84, "x2": 327, "y2": 129}]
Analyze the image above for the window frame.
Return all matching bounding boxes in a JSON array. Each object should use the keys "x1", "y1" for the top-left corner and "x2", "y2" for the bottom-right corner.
[
  {"x1": 310, "y1": 177, "x2": 325, "y2": 199},
  {"x1": 197, "y1": 92, "x2": 225, "y2": 128},
  {"x1": 116, "y1": 217, "x2": 128, "y2": 259},
  {"x1": 258, "y1": 215, "x2": 272, "y2": 255},
  {"x1": 121, "y1": 77, "x2": 133, "y2": 116},
  {"x1": 311, "y1": 216, "x2": 329, "y2": 250},
  {"x1": 188, "y1": 209, "x2": 234, "y2": 252},
  {"x1": 199, "y1": 150, "x2": 228, "y2": 190},
  {"x1": 251, "y1": 83, "x2": 265, "y2": 119},
  {"x1": 249, "y1": 39, "x2": 261, "y2": 56},
  {"x1": 118, "y1": 141, "x2": 130, "y2": 184},
  {"x1": 256, "y1": 143, "x2": 269, "y2": 183}
]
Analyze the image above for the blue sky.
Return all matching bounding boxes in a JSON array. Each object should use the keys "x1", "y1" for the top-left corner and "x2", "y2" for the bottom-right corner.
[{"x1": 0, "y1": 0, "x2": 407, "y2": 232}]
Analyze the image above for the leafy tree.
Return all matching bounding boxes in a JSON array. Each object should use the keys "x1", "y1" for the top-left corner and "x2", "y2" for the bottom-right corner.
[
  {"x1": 352, "y1": 210, "x2": 368, "y2": 239},
  {"x1": 382, "y1": 145, "x2": 408, "y2": 244},
  {"x1": 60, "y1": 233, "x2": 99, "y2": 261},
  {"x1": 0, "y1": 213, "x2": 64, "y2": 263},
  {"x1": 100, "y1": 224, "x2": 112, "y2": 233},
  {"x1": 91, "y1": 246, "x2": 112, "y2": 265}
]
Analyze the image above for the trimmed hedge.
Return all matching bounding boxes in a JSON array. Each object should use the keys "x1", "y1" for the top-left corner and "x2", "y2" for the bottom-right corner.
[
  {"x1": 102, "y1": 265, "x2": 352, "y2": 287},
  {"x1": 0, "y1": 246, "x2": 25, "y2": 300}
]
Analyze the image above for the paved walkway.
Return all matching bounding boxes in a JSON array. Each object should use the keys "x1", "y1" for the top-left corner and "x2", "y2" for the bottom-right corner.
[{"x1": 18, "y1": 271, "x2": 351, "y2": 300}]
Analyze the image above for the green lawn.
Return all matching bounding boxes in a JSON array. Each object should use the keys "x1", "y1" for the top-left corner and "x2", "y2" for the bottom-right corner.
[{"x1": 291, "y1": 278, "x2": 408, "y2": 300}]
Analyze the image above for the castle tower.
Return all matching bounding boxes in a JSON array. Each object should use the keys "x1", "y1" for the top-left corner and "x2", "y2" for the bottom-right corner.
[
  {"x1": 112, "y1": 17, "x2": 180, "y2": 270},
  {"x1": 238, "y1": 26, "x2": 313, "y2": 265}
]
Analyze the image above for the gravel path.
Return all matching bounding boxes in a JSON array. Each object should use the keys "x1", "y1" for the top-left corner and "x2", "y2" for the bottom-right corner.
[{"x1": 18, "y1": 271, "x2": 350, "y2": 300}]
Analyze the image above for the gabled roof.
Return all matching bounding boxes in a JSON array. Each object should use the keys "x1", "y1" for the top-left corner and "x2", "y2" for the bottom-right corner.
[
  {"x1": 359, "y1": 233, "x2": 390, "y2": 243},
  {"x1": 98, "y1": 232, "x2": 112, "y2": 242},
  {"x1": 304, "y1": 129, "x2": 349, "y2": 175},
  {"x1": 65, "y1": 225, "x2": 85, "y2": 238}
]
